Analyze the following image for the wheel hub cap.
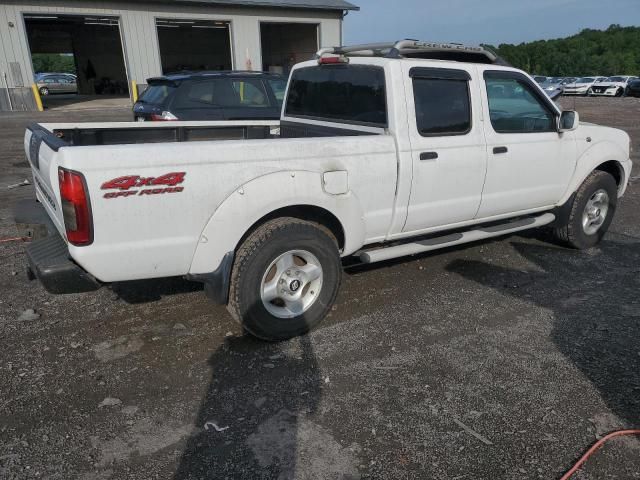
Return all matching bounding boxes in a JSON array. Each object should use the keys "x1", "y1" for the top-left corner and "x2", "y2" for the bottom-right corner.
[
  {"x1": 582, "y1": 189, "x2": 609, "y2": 235},
  {"x1": 261, "y1": 250, "x2": 323, "y2": 319}
]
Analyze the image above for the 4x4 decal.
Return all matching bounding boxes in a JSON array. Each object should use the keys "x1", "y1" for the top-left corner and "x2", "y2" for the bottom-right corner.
[{"x1": 101, "y1": 172, "x2": 186, "y2": 199}]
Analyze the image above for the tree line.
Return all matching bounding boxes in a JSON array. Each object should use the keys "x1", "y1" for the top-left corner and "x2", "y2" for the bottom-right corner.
[
  {"x1": 485, "y1": 24, "x2": 640, "y2": 76},
  {"x1": 32, "y1": 53, "x2": 76, "y2": 75}
]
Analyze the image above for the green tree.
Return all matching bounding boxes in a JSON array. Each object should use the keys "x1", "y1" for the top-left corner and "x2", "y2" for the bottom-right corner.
[
  {"x1": 32, "y1": 54, "x2": 76, "y2": 75},
  {"x1": 488, "y1": 25, "x2": 640, "y2": 76}
]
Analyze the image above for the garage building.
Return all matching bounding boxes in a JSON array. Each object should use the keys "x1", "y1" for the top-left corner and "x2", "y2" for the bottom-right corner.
[{"x1": 0, "y1": 0, "x2": 358, "y2": 111}]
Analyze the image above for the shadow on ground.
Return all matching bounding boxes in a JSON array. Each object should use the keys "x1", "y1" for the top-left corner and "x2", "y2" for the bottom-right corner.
[
  {"x1": 173, "y1": 334, "x2": 325, "y2": 479},
  {"x1": 447, "y1": 238, "x2": 640, "y2": 428},
  {"x1": 111, "y1": 277, "x2": 203, "y2": 304}
]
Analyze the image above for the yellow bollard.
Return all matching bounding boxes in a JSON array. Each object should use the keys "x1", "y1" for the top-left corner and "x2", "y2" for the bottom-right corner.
[
  {"x1": 131, "y1": 80, "x2": 138, "y2": 103},
  {"x1": 31, "y1": 84, "x2": 43, "y2": 112}
]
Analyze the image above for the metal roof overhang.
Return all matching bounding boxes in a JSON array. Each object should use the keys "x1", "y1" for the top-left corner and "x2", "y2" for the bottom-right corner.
[{"x1": 135, "y1": 0, "x2": 359, "y2": 11}]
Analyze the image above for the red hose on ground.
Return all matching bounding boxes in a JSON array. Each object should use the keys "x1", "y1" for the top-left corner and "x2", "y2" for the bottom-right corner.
[
  {"x1": 560, "y1": 429, "x2": 640, "y2": 480},
  {"x1": 0, "y1": 237, "x2": 28, "y2": 244}
]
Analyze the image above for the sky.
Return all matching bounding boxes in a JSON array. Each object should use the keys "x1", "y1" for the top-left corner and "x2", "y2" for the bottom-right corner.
[{"x1": 344, "y1": 0, "x2": 640, "y2": 46}]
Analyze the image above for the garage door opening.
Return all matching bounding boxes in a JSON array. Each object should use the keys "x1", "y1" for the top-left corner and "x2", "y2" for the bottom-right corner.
[
  {"x1": 24, "y1": 14, "x2": 130, "y2": 108},
  {"x1": 260, "y1": 23, "x2": 318, "y2": 75},
  {"x1": 156, "y1": 19, "x2": 232, "y2": 74}
]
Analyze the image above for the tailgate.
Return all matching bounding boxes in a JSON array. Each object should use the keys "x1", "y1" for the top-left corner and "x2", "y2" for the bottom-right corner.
[{"x1": 24, "y1": 124, "x2": 69, "y2": 238}]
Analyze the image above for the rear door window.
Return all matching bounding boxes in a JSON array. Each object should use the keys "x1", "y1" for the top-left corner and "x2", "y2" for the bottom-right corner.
[
  {"x1": 231, "y1": 79, "x2": 270, "y2": 107},
  {"x1": 412, "y1": 76, "x2": 471, "y2": 136},
  {"x1": 285, "y1": 65, "x2": 387, "y2": 127},
  {"x1": 174, "y1": 78, "x2": 241, "y2": 109},
  {"x1": 267, "y1": 78, "x2": 287, "y2": 106},
  {"x1": 139, "y1": 83, "x2": 176, "y2": 106}
]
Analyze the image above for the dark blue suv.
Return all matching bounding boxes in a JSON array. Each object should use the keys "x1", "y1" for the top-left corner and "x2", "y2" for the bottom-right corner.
[{"x1": 133, "y1": 71, "x2": 287, "y2": 121}]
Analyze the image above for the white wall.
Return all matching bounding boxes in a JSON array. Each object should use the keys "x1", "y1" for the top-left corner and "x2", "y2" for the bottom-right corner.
[{"x1": 0, "y1": 0, "x2": 344, "y2": 90}]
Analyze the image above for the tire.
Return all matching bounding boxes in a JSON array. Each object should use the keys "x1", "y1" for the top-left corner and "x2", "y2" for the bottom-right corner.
[
  {"x1": 227, "y1": 217, "x2": 341, "y2": 341},
  {"x1": 39, "y1": 87, "x2": 49, "y2": 96},
  {"x1": 615, "y1": 87, "x2": 624, "y2": 97},
  {"x1": 553, "y1": 171, "x2": 617, "y2": 249}
]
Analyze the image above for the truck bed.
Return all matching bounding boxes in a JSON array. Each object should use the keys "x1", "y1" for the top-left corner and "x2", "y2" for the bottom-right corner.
[
  {"x1": 30, "y1": 120, "x2": 375, "y2": 149},
  {"x1": 24, "y1": 119, "x2": 396, "y2": 283}
]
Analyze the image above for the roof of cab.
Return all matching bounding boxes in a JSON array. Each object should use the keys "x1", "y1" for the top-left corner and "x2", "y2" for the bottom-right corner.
[{"x1": 316, "y1": 40, "x2": 511, "y2": 66}]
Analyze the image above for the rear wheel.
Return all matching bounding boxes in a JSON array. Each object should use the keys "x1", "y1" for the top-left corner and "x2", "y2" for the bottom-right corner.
[
  {"x1": 39, "y1": 87, "x2": 49, "y2": 96},
  {"x1": 553, "y1": 171, "x2": 617, "y2": 249},
  {"x1": 228, "y1": 217, "x2": 341, "y2": 341}
]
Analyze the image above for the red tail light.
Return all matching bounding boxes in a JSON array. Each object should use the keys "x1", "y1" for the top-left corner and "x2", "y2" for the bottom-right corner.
[
  {"x1": 150, "y1": 111, "x2": 178, "y2": 121},
  {"x1": 58, "y1": 168, "x2": 93, "y2": 246}
]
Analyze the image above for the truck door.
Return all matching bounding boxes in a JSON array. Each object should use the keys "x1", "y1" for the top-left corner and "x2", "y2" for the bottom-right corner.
[
  {"x1": 401, "y1": 63, "x2": 488, "y2": 233},
  {"x1": 476, "y1": 69, "x2": 576, "y2": 218}
]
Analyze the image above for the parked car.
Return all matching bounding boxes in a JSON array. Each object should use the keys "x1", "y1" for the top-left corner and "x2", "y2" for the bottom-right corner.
[
  {"x1": 626, "y1": 78, "x2": 640, "y2": 97},
  {"x1": 540, "y1": 77, "x2": 575, "y2": 94},
  {"x1": 34, "y1": 72, "x2": 77, "y2": 82},
  {"x1": 36, "y1": 74, "x2": 78, "y2": 96},
  {"x1": 590, "y1": 76, "x2": 638, "y2": 97},
  {"x1": 133, "y1": 71, "x2": 287, "y2": 121},
  {"x1": 539, "y1": 77, "x2": 572, "y2": 97},
  {"x1": 540, "y1": 77, "x2": 565, "y2": 97},
  {"x1": 562, "y1": 76, "x2": 606, "y2": 96},
  {"x1": 18, "y1": 40, "x2": 632, "y2": 341},
  {"x1": 533, "y1": 75, "x2": 548, "y2": 84}
]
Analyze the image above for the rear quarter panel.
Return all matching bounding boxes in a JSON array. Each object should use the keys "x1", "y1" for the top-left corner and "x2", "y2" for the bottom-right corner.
[{"x1": 62, "y1": 135, "x2": 398, "y2": 282}]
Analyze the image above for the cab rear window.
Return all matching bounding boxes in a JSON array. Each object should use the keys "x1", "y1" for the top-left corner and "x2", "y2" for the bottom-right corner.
[{"x1": 285, "y1": 65, "x2": 387, "y2": 127}]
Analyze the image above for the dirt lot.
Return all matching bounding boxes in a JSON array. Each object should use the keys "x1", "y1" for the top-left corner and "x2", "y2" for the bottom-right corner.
[{"x1": 1, "y1": 98, "x2": 639, "y2": 480}]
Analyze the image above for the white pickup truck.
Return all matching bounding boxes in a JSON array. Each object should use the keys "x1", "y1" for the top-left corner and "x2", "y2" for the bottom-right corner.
[{"x1": 17, "y1": 41, "x2": 632, "y2": 341}]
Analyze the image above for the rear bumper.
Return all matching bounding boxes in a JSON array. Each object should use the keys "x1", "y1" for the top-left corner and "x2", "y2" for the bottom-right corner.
[{"x1": 15, "y1": 200, "x2": 100, "y2": 294}]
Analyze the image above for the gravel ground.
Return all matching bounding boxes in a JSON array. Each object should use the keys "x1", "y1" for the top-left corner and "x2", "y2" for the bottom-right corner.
[{"x1": 0, "y1": 97, "x2": 639, "y2": 479}]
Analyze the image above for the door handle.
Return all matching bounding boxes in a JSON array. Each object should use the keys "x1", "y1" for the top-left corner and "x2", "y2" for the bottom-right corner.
[
  {"x1": 420, "y1": 151, "x2": 438, "y2": 161},
  {"x1": 493, "y1": 146, "x2": 508, "y2": 154}
]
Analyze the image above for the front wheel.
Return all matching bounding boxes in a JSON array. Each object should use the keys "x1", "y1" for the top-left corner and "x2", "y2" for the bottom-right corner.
[
  {"x1": 39, "y1": 87, "x2": 49, "y2": 96},
  {"x1": 553, "y1": 171, "x2": 617, "y2": 249},
  {"x1": 227, "y1": 217, "x2": 341, "y2": 341}
]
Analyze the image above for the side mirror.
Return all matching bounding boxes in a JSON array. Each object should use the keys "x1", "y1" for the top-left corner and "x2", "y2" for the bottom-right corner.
[{"x1": 558, "y1": 110, "x2": 579, "y2": 132}]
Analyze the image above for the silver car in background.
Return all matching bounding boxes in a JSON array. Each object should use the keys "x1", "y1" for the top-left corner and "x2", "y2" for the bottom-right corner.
[
  {"x1": 540, "y1": 77, "x2": 575, "y2": 97},
  {"x1": 36, "y1": 74, "x2": 78, "y2": 96}
]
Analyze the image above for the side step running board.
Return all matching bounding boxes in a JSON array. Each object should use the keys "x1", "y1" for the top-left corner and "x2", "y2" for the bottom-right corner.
[{"x1": 358, "y1": 213, "x2": 556, "y2": 264}]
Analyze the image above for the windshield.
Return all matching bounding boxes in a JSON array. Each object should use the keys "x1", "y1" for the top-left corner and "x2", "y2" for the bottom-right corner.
[
  {"x1": 576, "y1": 77, "x2": 595, "y2": 83},
  {"x1": 138, "y1": 83, "x2": 176, "y2": 105},
  {"x1": 606, "y1": 77, "x2": 625, "y2": 82}
]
